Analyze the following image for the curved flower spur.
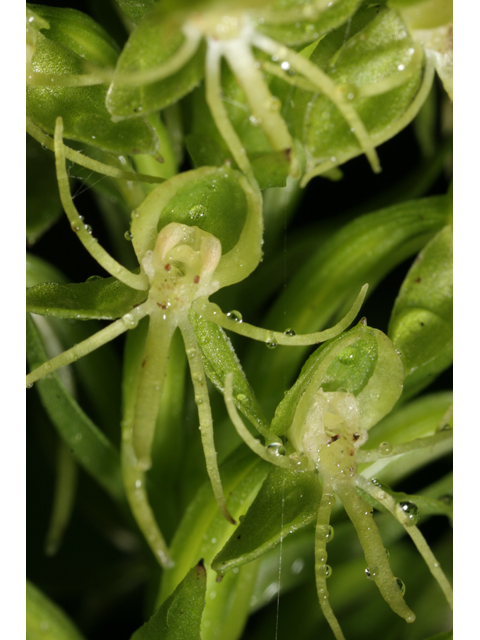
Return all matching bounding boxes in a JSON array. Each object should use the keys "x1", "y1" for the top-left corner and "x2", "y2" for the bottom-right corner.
[
  {"x1": 104, "y1": 0, "x2": 381, "y2": 182},
  {"x1": 223, "y1": 322, "x2": 453, "y2": 640},
  {"x1": 26, "y1": 117, "x2": 367, "y2": 566}
]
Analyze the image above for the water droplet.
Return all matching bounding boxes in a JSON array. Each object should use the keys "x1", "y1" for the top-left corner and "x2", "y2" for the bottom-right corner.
[
  {"x1": 379, "y1": 441, "x2": 393, "y2": 455},
  {"x1": 27, "y1": 382, "x2": 33, "y2": 389},
  {"x1": 395, "y1": 577, "x2": 406, "y2": 595},
  {"x1": 186, "y1": 348, "x2": 196, "y2": 358},
  {"x1": 188, "y1": 204, "x2": 207, "y2": 221},
  {"x1": 265, "y1": 334, "x2": 277, "y2": 349},
  {"x1": 365, "y1": 567, "x2": 375, "y2": 579},
  {"x1": 326, "y1": 525, "x2": 334, "y2": 542},
  {"x1": 193, "y1": 373, "x2": 203, "y2": 382},
  {"x1": 280, "y1": 61, "x2": 290, "y2": 71},
  {"x1": 71, "y1": 222, "x2": 81, "y2": 232},
  {"x1": 267, "y1": 441, "x2": 285, "y2": 456},
  {"x1": 324, "y1": 565, "x2": 332, "y2": 578},
  {"x1": 337, "y1": 346, "x2": 356, "y2": 364},
  {"x1": 397, "y1": 64, "x2": 405, "y2": 71},
  {"x1": 227, "y1": 310, "x2": 243, "y2": 323},
  {"x1": 45, "y1": 363, "x2": 52, "y2": 370},
  {"x1": 439, "y1": 494, "x2": 453, "y2": 506},
  {"x1": 122, "y1": 313, "x2": 139, "y2": 329},
  {"x1": 84, "y1": 224, "x2": 93, "y2": 234},
  {"x1": 236, "y1": 393, "x2": 247, "y2": 403},
  {"x1": 395, "y1": 500, "x2": 420, "y2": 526},
  {"x1": 86, "y1": 275, "x2": 102, "y2": 282},
  {"x1": 135, "y1": 479, "x2": 142, "y2": 488},
  {"x1": 124, "y1": 230, "x2": 133, "y2": 241},
  {"x1": 330, "y1": 156, "x2": 337, "y2": 163},
  {"x1": 195, "y1": 395, "x2": 203, "y2": 405},
  {"x1": 385, "y1": 548, "x2": 390, "y2": 559},
  {"x1": 283, "y1": 328, "x2": 296, "y2": 337}
]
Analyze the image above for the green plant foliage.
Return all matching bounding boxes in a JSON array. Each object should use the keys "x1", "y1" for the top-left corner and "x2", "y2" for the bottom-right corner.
[
  {"x1": 27, "y1": 4, "x2": 159, "y2": 155},
  {"x1": 389, "y1": 222, "x2": 453, "y2": 400},
  {"x1": 27, "y1": 581, "x2": 87, "y2": 640},
  {"x1": 130, "y1": 561, "x2": 207, "y2": 640}
]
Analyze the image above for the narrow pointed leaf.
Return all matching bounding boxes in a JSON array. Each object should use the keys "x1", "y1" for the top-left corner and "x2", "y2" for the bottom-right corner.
[
  {"x1": 26, "y1": 580, "x2": 87, "y2": 640},
  {"x1": 212, "y1": 466, "x2": 321, "y2": 575},
  {"x1": 131, "y1": 561, "x2": 207, "y2": 640},
  {"x1": 27, "y1": 276, "x2": 147, "y2": 320},
  {"x1": 26, "y1": 314, "x2": 124, "y2": 503}
]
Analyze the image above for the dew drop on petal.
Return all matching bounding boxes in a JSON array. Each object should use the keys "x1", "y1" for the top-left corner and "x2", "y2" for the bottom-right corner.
[
  {"x1": 227, "y1": 310, "x2": 243, "y2": 323},
  {"x1": 395, "y1": 501, "x2": 420, "y2": 526},
  {"x1": 379, "y1": 441, "x2": 393, "y2": 455},
  {"x1": 395, "y1": 577, "x2": 406, "y2": 595}
]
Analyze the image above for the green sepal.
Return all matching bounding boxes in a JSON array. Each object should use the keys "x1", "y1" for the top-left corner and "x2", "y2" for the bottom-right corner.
[
  {"x1": 130, "y1": 561, "x2": 206, "y2": 640},
  {"x1": 212, "y1": 466, "x2": 321, "y2": 575},
  {"x1": 26, "y1": 5, "x2": 159, "y2": 156},
  {"x1": 272, "y1": 324, "x2": 404, "y2": 436},
  {"x1": 297, "y1": 7, "x2": 425, "y2": 180},
  {"x1": 27, "y1": 580, "x2": 87, "y2": 640},
  {"x1": 258, "y1": 0, "x2": 363, "y2": 46},
  {"x1": 27, "y1": 4, "x2": 119, "y2": 66},
  {"x1": 189, "y1": 310, "x2": 270, "y2": 437},
  {"x1": 131, "y1": 165, "x2": 263, "y2": 289},
  {"x1": 106, "y1": 5, "x2": 205, "y2": 119},
  {"x1": 26, "y1": 135, "x2": 62, "y2": 245},
  {"x1": 389, "y1": 224, "x2": 452, "y2": 400},
  {"x1": 155, "y1": 166, "x2": 247, "y2": 253},
  {"x1": 26, "y1": 314, "x2": 124, "y2": 504},
  {"x1": 26, "y1": 276, "x2": 147, "y2": 320}
]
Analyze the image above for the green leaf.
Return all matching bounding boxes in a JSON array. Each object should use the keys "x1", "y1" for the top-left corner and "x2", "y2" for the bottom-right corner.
[
  {"x1": 26, "y1": 314, "x2": 124, "y2": 503},
  {"x1": 297, "y1": 7, "x2": 428, "y2": 181},
  {"x1": 189, "y1": 311, "x2": 270, "y2": 437},
  {"x1": 247, "y1": 194, "x2": 449, "y2": 415},
  {"x1": 26, "y1": 135, "x2": 63, "y2": 245},
  {"x1": 27, "y1": 580, "x2": 87, "y2": 640},
  {"x1": 389, "y1": 224, "x2": 452, "y2": 400},
  {"x1": 130, "y1": 561, "x2": 206, "y2": 640},
  {"x1": 106, "y1": 5, "x2": 205, "y2": 119},
  {"x1": 27, "y1": 276, "x2": 147, "y2": 320},
  {"x1": 212, "y1": 466, "x2": 321, "y2": 575},
  {"x1": 258, "y1": 0, "x2": 363, "y2": 46},
  {"x1": 26, "y1": 6, "x2": 159, "y2": 156}
]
